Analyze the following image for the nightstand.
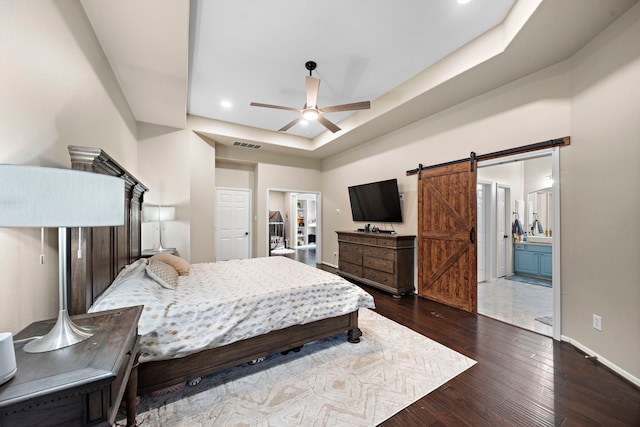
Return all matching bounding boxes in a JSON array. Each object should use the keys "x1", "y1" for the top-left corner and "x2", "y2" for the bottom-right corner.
[
  {"x1": 0, "y1": 306, "x2": 142, "y2": 427},
  {"x1": 141, "y1": 248, "x2": 176, "y2": 258}
]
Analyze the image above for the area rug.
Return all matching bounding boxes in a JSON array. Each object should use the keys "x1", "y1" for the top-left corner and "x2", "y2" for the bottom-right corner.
[
  {"x1": 506, "y1": 274, "x2": 552, "y2": 288},
  {"x1": 119, "y1": 308, "x2": 476, "y2": 427},
  {"x1": 270, "y1": 248, "x2": 296, "y2": 255}
]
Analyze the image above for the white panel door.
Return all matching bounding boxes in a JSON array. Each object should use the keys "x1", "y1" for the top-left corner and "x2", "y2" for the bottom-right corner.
[
  {"x1": 497, "y1": 185, "x2": 507, "y2": 278},
  {"x1": 216, "y1": 188, "x2": 251, "y2": 261},
  {"x1": 477, "y1": 183, "x2": 486, "y2": 283}
]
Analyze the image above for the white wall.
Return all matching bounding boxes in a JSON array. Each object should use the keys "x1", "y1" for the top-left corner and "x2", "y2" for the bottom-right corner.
[
  {"x1": 188, "y1": 131, "x2": 216, "y2": 263},
  {"x1": 269, "y1": 192, "x2": 286, "y2": 215},
  {"x1": 216, "y1": 165, "x2": 255, "y2": 190},
  {"x1": 137, "y1": 124, "x2": 190, "y2": 258},
  {"x1": 0, "y1": 1, "x2": 138, "y2": 333},
  {"x1": 137, "y1": 124, "x2": 216, "y2": 263},
  {"x1": 562, "y1": 3, "x2": 640, "y2": 381}
]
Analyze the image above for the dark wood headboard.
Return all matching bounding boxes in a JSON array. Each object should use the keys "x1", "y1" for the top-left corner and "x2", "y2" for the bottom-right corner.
[{"x1": 67, "y1": 145, "x2": 148, "y2": 315}]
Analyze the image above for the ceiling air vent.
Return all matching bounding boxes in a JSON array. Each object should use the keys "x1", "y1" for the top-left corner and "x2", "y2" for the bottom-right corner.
[{"x1": 233, "y1": 141, "x2": 262, "y2": 149}]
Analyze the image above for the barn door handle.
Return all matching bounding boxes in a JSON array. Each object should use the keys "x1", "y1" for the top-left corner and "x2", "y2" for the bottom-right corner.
[{"x1": 470, "y1": 227, "x2": 475, "y2": 244}]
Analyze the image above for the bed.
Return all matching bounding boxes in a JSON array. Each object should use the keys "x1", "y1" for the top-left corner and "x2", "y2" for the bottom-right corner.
[{"x1": 66, "y1": 145, "x2": 374, "y2": 396}]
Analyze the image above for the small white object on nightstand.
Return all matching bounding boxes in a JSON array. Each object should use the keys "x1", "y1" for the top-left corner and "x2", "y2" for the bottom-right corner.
[{"x1": 0, "y1": 333, "x2": 17, "y2": 386}]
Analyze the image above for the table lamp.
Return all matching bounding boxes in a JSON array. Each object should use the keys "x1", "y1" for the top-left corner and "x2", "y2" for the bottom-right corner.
[
  {"x1": 143, "y1": 205, "x2": 175, "y2": 251},
  {"x1": 0, "y1": 165, "x2": 124, "y2": 353}
]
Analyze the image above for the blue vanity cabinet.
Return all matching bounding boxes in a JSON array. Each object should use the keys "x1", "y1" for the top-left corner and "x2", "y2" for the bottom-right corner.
[
  {"x1": 514, "y1": 244, "x2": 538, "y2": 275},
  {"x1": 514, "y1": 243, "x2": 552, "y2": 278},
  {"x1": 540, "y1": 252, "x2": 553, "y2": 278}
]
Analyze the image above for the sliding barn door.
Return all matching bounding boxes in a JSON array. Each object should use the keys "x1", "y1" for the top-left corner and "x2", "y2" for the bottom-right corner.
[{"x1": 418, "y1": 161, "x2": 477, "y2": 313}]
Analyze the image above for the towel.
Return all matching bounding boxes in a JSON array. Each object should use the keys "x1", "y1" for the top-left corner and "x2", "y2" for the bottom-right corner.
[{"x1": 512, "y1": 218, "x2": 524, "y2": 236}]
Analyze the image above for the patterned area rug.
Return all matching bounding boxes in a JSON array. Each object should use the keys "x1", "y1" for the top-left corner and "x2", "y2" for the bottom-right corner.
[
  {"x1": 270, "y1": 248, "x2": 296, "y2": 254},
  {"x1": 506, "y1": 274, "x2": 552, "y2": 288},
  {"x1": 119, "y1": 309, "x2": 476, "y2": 427}
]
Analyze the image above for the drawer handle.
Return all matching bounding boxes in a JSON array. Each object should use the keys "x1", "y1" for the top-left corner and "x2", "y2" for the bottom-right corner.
[{"x1": 469, "y1": 227, "x2": 475, "y2": 244}]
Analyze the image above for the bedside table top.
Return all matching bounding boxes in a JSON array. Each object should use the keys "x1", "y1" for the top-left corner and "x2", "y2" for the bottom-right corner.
[{"x1": 0, "y1": 306, "x2": 142, "y2": 408}]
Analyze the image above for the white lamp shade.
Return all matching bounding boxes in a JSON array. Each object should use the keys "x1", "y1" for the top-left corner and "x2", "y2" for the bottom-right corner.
[
  {"x1": 0, "y1": 165, "x2": 125, "y2": 227},
  {"x1": 143, "y1": 206, "x2": 175, "y2": 222}
]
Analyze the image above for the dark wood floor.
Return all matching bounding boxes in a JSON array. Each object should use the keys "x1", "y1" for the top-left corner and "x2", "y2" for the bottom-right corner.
[
  {"x1": 281, "y1": 246, "x2": 316, "y2": 266},
  {"x1": 354, "y1": 285, "x2": 640, "y2": 426}
]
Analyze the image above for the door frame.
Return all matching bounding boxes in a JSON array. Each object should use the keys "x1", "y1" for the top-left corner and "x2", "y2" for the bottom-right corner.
[
  {"x1": 477, "y1": 180, "x2": 491, "y2": 283},
  {"x1": 478, "y1": 147, "x2": 561, "y2": 340},
  {"x1": 496, "y1": 184, "x2": 511, "y2": 279}
]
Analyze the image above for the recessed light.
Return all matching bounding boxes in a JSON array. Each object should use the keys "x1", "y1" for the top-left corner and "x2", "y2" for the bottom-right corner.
[
  {"x1": 221, "y1": 100, "x2": 232, "y2": 108},
  {"x1": 458, "y1": 0, "x2": 471, "y2": 4}
]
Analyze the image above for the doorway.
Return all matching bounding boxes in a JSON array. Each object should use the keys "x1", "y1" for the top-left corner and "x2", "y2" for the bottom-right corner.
[
  {"x1": 268, "y1": 189, "x2": 321, "y2": 267},
  {"x1": 477, "y1": 149, "x2": 560, "y2": 339}
]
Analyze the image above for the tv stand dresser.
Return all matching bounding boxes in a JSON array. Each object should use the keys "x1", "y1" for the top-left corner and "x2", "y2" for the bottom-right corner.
[{"x1": 336, "y1": 231, "x2": 415, "y2": 296}]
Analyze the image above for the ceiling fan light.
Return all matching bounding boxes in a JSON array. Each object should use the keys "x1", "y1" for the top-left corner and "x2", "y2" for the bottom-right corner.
[{"x1": 302, "y1": 109, "x2": 319, "y2": 121}]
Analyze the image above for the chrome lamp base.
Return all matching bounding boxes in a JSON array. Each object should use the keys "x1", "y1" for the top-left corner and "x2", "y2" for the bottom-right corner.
[{"x1": 23, "y1": 309, "x2": 96, "y2": 353}]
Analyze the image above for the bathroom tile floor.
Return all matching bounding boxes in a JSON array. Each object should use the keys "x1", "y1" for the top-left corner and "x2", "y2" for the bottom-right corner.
[{"x1": 478, "y1": 277, "x2": 553, "y2": 337}]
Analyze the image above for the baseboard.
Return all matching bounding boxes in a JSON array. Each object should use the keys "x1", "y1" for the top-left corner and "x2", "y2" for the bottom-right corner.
[
  {"x1": 561, "y1": 334, "x2": 640, "y2": 388},
  {"x1": 321, "y1": 261, "x2": 338, "y2": 269}
]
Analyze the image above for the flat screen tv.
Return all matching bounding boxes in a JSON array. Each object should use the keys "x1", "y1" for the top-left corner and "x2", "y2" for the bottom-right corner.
[{"x1": 348, "y1": 178, "x2": 403, "y2": 223}]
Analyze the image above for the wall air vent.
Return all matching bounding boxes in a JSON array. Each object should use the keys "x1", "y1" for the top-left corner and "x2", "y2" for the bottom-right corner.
[{"x1": 233, "y1": 141, "x2": 262, "y2": 149}]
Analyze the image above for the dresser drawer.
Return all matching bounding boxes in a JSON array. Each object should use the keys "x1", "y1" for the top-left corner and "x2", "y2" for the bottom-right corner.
[
  {"x1": 363, "y1": 256, "x2": 394, "y2": 274},
  {"x1": 339, "y1": 242, "x2": 363, "y2": 254},
  {"x1": 363, "y1": 245, "x2": 394, "y2": 260},
  {"x1": 340, "y1": 261, "x2": 363, "y2": 277},
  {"x1": 376, "y1": 238, "x2": 397, "y2": 247},
  {"x1": 353, "y1": 235, "x2": 377, "y2": 245},
  {"x1": 340, "y1": 250, "x2": 362, "y2": 265},
  {"x1": 364, "y1": 268, "x2": 395, "y2": 286},
  {"x1": 339, "y1": 234, "x2": 377, "y2": 245}
]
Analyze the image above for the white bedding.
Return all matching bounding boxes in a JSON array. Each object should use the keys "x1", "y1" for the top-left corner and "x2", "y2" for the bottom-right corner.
[{"x1": 89, "y1": 256, "x2": 375, "y2": 362}]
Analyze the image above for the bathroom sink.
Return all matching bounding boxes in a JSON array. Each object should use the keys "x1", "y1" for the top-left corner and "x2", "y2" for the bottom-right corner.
[{"x1": 526, "y1": 235, "x2": 552, "y2": 244}]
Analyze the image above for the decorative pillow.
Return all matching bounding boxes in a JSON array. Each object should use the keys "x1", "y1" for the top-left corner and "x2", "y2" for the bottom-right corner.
[
  {"x1": 150, "y1": 252, "x2": 190, "y2": 276},
  {"x1": 146, "y1": 258, "x2": 178, "y2": 290}
]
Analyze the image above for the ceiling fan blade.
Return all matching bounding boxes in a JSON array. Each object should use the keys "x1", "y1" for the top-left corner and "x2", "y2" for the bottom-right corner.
[
  {"x1": 250, "y1": 102, "x2": 300, "y2": 112},
  {"x1": 320, "y1": 101, "x2": 371, "y2": 113},
  {"x1": 317, "y1": 115, "x2": 341, "y2": 133},
  {"x1": 278, "y1": 117, "x2": 301, "y2": 132},
  {"x1": 306, "y1": 76, "x2": 320, "y2": 108}
]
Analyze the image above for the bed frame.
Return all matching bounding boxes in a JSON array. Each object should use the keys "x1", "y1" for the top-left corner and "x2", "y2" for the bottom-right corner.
[{"x1": 67, "y1": 145, "x2": 362, "y2": 396}]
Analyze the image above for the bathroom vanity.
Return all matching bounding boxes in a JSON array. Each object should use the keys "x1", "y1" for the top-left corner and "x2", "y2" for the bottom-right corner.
[{"x1": 514, "y1": 241, "x2": 552, "y2": 278}]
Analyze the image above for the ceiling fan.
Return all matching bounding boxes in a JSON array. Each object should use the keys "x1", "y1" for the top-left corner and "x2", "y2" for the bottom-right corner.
[{"x1": 250, "y1": 61, "x2": 371, "y2": 133}]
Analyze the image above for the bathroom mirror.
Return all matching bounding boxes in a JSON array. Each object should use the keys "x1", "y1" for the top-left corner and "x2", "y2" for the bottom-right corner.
[{"x1": 527, "y1": 188, "x2": 552, "y2": 235}]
